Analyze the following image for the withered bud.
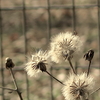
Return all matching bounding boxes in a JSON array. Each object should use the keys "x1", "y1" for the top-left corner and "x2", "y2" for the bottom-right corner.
[
  {"x1": 37, "y1": 62, "x2": 47, "y2": 72},
  {"x1": 5, "y1": 57, "x2": 15, "y2": 69},
  {"x1": 83, "y1": 50, "x2": 94, "y2": 61}
]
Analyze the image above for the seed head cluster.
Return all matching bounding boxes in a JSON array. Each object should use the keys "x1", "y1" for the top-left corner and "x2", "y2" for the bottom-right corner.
[
  {"x1": 49, "y1": 32, "x2": 83, "y2": 63},
  {"x1": 24, "y1": 31, "x2": 96, "y2": 100},
  {"x1": 62, "y1": 73, "x2": 95, "y2": 100},
  {"x1": 25, "y1": 50, "x2": 49, "y2": 77}
]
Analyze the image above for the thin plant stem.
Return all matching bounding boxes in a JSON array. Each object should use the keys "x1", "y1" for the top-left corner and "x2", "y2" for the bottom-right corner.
[
  {"x1": 87, "y1": 61, "x2": 91, "y2": 76},
  {"x1": 68, "y1": 58, "x2": 76, "y2": 75},
  {"x1": 9, "y1": 68, "x2": 23, "y2": 100},
  {"x1": 45, "y1": 71, "x2": 65, "y2": 85},
  {"x1": 90, "y1": 87, "x2": 100, "y2": 95},
  {"x1": 0, "y1": 86, "x2": 16, "y2": 91}
]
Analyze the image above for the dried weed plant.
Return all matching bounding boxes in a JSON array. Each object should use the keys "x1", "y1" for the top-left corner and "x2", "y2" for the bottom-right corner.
[
  {"x1": 0, "y1": 31, "x2": 100, "y2": 100},
  {"x1": 0, "y1": 57, "x2": 23, "y2": 100},
  {"x1": 49, "y1": 32, "x2": 83, "y2": 74}
]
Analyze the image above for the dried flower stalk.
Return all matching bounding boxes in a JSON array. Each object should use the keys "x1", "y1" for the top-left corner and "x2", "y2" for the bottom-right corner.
[
  {"x1": 25, "y1": 50, "x2": 64, "y2": 85},
  {"x1": 4, "y1": 57, "x2": 23, "y2": 100},
  {"x1": 84, "y1": 50, "x2": 94, "y2": 76}
]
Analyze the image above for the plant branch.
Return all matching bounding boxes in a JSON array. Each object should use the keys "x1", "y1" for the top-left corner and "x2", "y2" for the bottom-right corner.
[
  {"x1": 90, "y1": 87, "x2": 100, "y2": 95},
  {"x1": 9, "y1": 68, "x2": 23, "y2": 100},
  {"x1": 68, "y1": 58, "x2": 76, "y2": 75},
  {"x1": 0, "y1": 86, "x2": 16, "y2": 91},
  {"x1": 45, "y1": 71, "x2": 65, "y2": 85}
]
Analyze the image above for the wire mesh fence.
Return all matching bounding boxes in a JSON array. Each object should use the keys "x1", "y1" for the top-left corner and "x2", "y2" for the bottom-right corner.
[{"x1": 0, "y1": 0, "x2": 100, "y2": 100}]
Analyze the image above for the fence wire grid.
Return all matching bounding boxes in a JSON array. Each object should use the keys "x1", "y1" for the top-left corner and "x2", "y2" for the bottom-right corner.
[{"x1": 0, "y1": 0, "x2": 100, "y2": 100}]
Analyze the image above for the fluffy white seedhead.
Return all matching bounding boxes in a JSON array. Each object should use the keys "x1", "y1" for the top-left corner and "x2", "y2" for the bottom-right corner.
[
  {"x1": 49, "y1": 32, "x2": 83, "y2": 63},
  {"x1": 25, "y1": 50, "x2": 49, "y2": 77},
  {"x1": 62, "y1": 73, "x2": 95, "y2": 100}
]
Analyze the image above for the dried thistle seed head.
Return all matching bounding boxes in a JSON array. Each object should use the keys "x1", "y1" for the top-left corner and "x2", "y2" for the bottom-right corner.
[
  {"x1": 62, "y1": 73, "x2": 95, "y2": 100},
  {"x1": 5, "y1": 57, "x2": 15, "y2": 69},
  {"x1": 84, "y1": 50, "x2": 94, "y2": 61},
  {"x1": 49, "y1": 32, "x2": 83, "y2": 63},
  {"x1": 25, "y1": 50, "x2": 49, "y2": 77}
]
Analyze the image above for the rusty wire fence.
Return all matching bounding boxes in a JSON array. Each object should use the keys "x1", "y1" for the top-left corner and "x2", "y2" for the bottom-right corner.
[{"x1": 0, "y1": 0, "x2": 100, "y2": 100}]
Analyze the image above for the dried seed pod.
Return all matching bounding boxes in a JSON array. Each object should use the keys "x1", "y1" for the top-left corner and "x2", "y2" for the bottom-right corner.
[
  {"x1": 62, "y1": 73, "x2": 95, "y2": 100},
  {"x1": 5, "y1": 57, "x2": 15, "y2": 69},
  {"x1": 83, "y1": 50, "x2": 94, "y2": 61},
  {"x1": 37, "y1": 62, "x2": 47, "y2": 72},
  {"x1": 49, "y1": 32, "x2": 83, "y2": 63},
  {"x1": 25, "y1": 50, "x2": 49, "y2": 77}
]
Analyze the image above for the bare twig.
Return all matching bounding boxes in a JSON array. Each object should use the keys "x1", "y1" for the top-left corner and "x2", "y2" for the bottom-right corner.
[
  {"x1": 68, "y1": 58, "x2": 76, "y2": 75},
  {"x1": 0, "y1": 86, "x2": 16, "y2": 91},
  {"x1": 45, "y1": 71, "x2": 65, "y2": 85},
  {"x1": 9, "y1": 68, "x2": 23, "y2": 100},
  {"x1": 90, "y1": 87, "x2": 100, "y2": 95}
]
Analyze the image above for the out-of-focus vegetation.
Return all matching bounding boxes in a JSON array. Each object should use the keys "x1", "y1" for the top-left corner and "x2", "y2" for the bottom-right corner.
[{"x1": 0, "y1": 0, "x2": 100, "y2": 100}]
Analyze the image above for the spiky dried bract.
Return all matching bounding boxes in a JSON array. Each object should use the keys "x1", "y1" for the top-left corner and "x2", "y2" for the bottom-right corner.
[
  {"x1": 62, "y1": 73, "x2": 95, "y2": 100},
  {"x1": 49, "y1": 32, "x2": 83, "y2": 63},
  {"x1": 25, "y1": 50, "x2": 49, "y2": 77}
]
